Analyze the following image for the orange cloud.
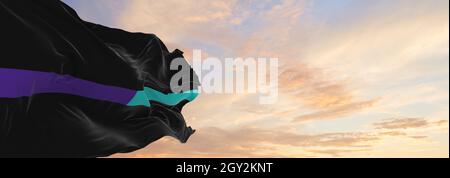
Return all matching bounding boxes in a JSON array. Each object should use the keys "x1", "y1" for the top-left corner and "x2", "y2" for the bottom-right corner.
[
  {"x1": 294, "y1": 99, "x2": 379, "y2": 122},
  {"x1": 110, "y1": 0, "x2": 449, "y2": 158},
  {"x1": 113, "y1": 115, "x2": 447, "y2": 158},
  {"x1": 113, "y1": 127, "x2": 380, "y2": 158},
  {"x1": 374, "y1": 118, "x2": 448, "y2": 130}
]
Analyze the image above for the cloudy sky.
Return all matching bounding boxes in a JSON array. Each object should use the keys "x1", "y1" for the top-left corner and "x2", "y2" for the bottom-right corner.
[{"x1": 63, "y1": 0, "x2": 449, "y2": 158}]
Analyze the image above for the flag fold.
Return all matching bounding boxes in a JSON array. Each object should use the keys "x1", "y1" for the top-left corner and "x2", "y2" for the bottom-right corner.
[{"x1": 0, "y1": 0, "x2": 199, "y2": 157}]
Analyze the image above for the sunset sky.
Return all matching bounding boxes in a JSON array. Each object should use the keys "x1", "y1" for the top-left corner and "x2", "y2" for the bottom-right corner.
[{"x1": 63, "y1": 0, "x2": 449, "y2": 158}]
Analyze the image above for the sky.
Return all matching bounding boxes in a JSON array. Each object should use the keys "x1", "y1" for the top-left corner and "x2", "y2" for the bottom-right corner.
[{"x1": 63, "y1": 0, "x2": 449, "y2": 158}]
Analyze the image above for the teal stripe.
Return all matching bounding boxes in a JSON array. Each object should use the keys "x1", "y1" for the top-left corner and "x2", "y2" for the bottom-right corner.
[
  {"x1": 127, "y1": 90, "x2": 150, "y2": 107},
  {"x1": 127, "y1": 88, "x2": 199, "y2": 107}
]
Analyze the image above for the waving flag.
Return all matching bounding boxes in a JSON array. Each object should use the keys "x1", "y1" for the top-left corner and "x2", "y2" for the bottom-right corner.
[{"x1": 0, "y1": 0, "x2": 199, "y2": 157}]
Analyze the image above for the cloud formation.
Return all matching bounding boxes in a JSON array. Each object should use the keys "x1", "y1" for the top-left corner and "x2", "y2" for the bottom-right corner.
[
  {"x1": 64, "y1": 0, "x2": 449, "y2": 158},
  {"x1": 294, "y1": 99, "x2": 379, "y2": 122},
  {"x1": 374, "y1": 118, "x2": 432, "y2": 130},
  {"x1": 113, "y1": 126, "x2": 380, "y2": 158}
]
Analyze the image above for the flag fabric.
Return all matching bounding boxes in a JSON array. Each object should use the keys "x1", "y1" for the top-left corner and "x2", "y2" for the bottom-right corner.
[{"x1": 0, "y1": 0, "x2": 199, "y2": 157}]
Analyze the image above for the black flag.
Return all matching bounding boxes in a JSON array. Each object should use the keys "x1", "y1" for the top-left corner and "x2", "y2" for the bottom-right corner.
[{"x1": 0, "y1": 0, "x2": 199, "y2": 157}]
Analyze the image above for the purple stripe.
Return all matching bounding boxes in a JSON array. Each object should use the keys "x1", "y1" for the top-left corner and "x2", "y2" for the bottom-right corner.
[{"x1": 0, "y1": 68, "x2": 136, "y2": 105}]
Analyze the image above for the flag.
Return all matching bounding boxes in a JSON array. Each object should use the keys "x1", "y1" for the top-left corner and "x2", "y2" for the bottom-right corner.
[{"x1": 0, "y1": 0, "x2": 199, "y2": 157}]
